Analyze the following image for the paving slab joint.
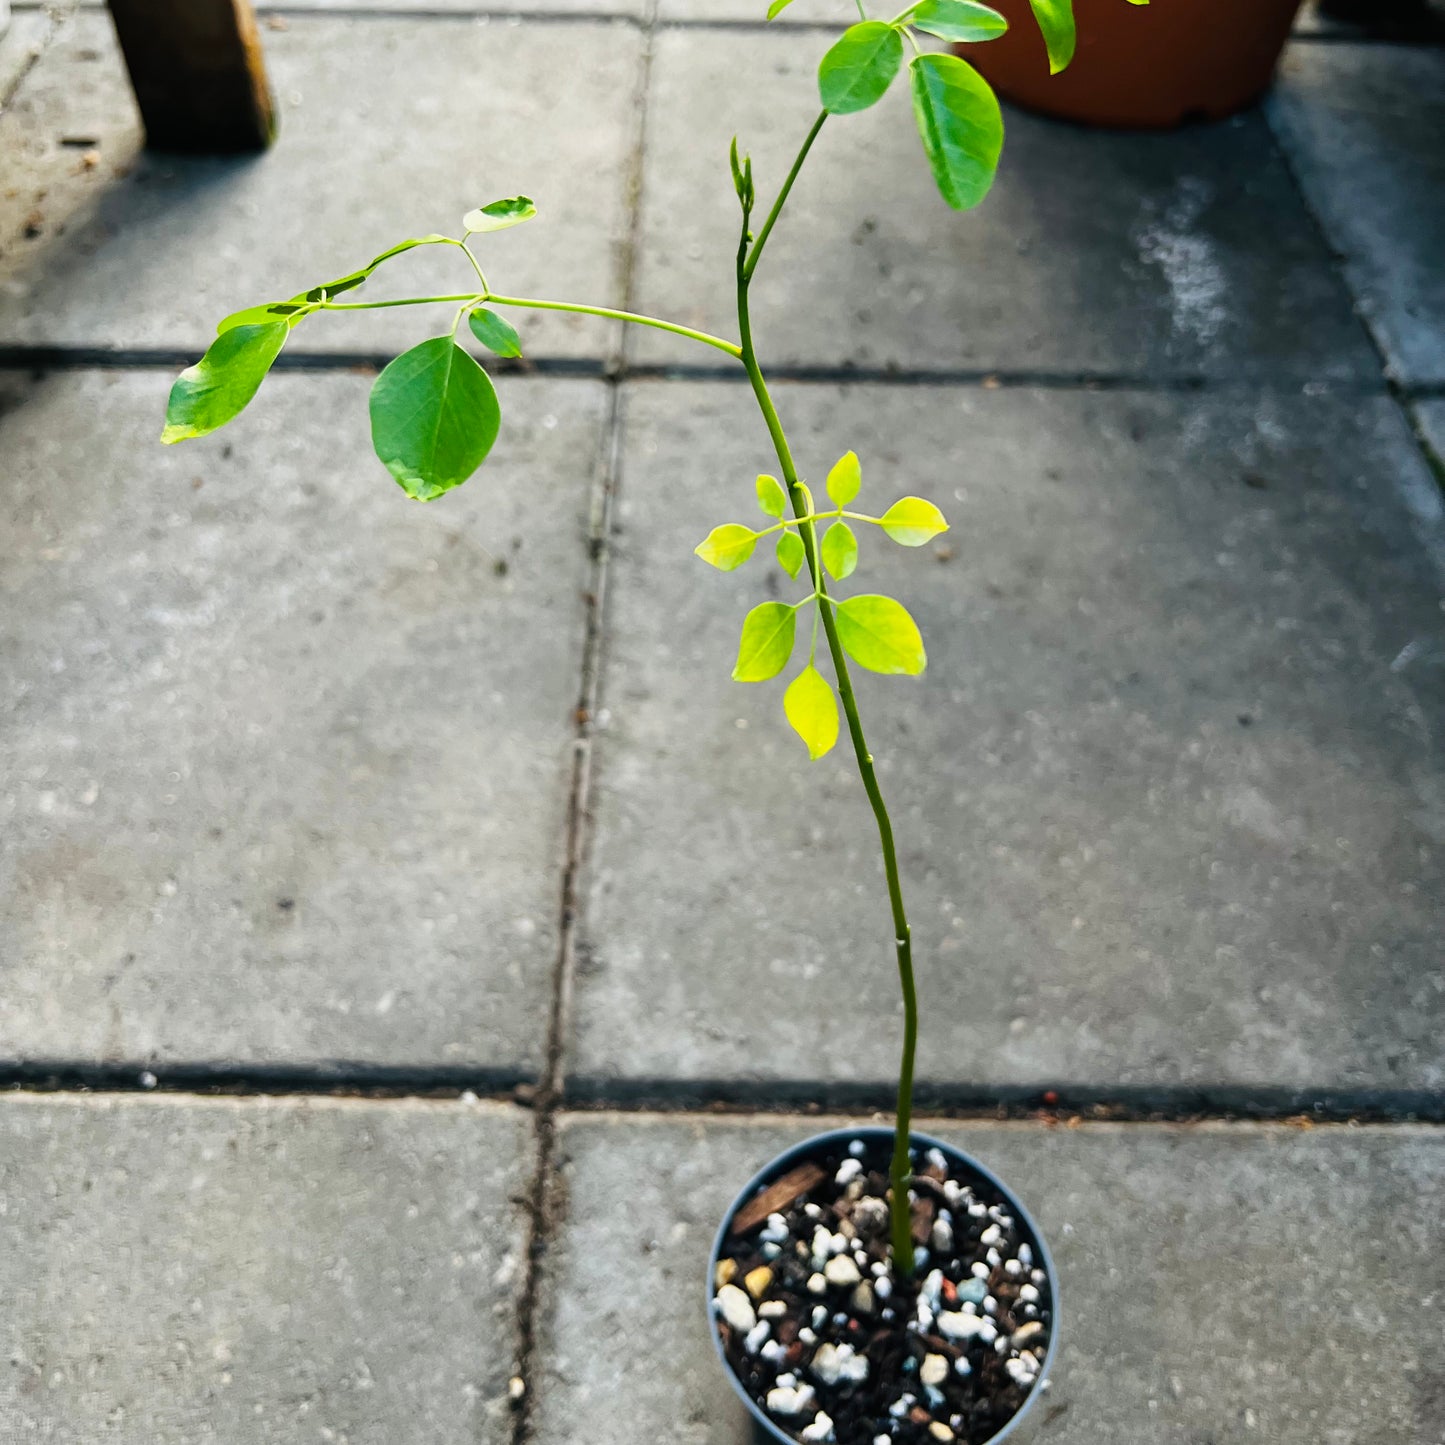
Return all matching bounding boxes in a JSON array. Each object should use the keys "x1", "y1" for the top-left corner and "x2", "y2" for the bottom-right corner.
[{"x1": 506, "y1": 6, "x2": 658, "y2": 1442}]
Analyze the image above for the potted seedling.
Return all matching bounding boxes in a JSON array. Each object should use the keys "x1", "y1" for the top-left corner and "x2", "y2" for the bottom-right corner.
[{"x1": 162, "y1": 2, "x2": 1138, "y2": 1440}]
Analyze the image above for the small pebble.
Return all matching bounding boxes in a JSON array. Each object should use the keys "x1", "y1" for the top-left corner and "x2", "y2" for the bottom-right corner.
[
  {"x1": 913, "y1": 1247, "x2": 930, "y2": 1271},
  {"x1": 937, "y1": 1311, "x2": 986, "y2": 1341},
  {"x1": 1012, "y1": 1322, "x2": 1045, "y2": 1348},
  {"x1": 714, "y1": 1259, "x2": 738, "y2": 1289},
  {"x1": 983, "y1": 1296, "x2": 997, "y2": 1316},
  {"x1": 811, "y1": 1306, "x2": 828, "y2": 1329},
  {"x1": 760, "y1": 1340, "x2": 787, "y2": 1364},
  {"x1": 715, "y1": 1284, "x2": 755, "y2": 1333},
  {"x1": 956, "y1": 1278, "x2": 987, "y2": 1305},
  {"x1": 850, "y1": 1281, "x2": 877, "y2": 1316},
  {"x1": 762, "y1": 1242, "x2": 781, "y2": 1260},
  {"x1": 835, "y1": 1158, "x2": 864, "y2": 1186},
  {"x1": 925, "y1": 1148, "x2": 948, "y2": 1171},
  {"x1": 919, "y1": 1354, "x2": 949, "y2": 1388},
  {"x1": 1019, "y1": 1284, "x2": 1040, "y2": 1304},
  {"x1": 985, "y1": 1248, "x2": 1002, "y2": 1267},
  {"x1": 744, "y1": 1266, "x2": 773, "y2": 1300},
  {"x1": 800, "y1": 1411, "x2": 835, "y2": 1443},
  {"x1": 928, "y1": 1425, "x2": 954, "y2": 1442},
  {"x1": 848, "y1": 1139, "x2": 866, "y2": 1157},
  {"x1": 805, "y1": 1204, "x2": 824, "y2": 1220},
  {"x1": 807, "y1": 1273, "x2": 828, "y2": 1296},
  {"x1": 744, "y1": 1320, "x2": 771, "y2": 1355},
  {"x1": 970, "y1": 1262, "x2": 990, "y2": 1279},
  {"x1": 1018, "y1": 1243, "x2": 1034, "y2": 1268},
  {"x1": 760, "y1": 1213, "x2": 790, "y2": 1245},
  {"x1": 875, "y1": 1275, "x2": 893, "y2": 1300},
  {"x1": 824, "y1": 1255, "x2": 862, "y2": 1288},
  {"x1": 507, "y1": 1376, "x2": 526, "y2": 1401},
  {"x1": 799, "y1": 1327, "x2": 817, "y2": 1345},
  {"x1": 931, "y1": 1217, "x2": 954, "y2": 1253},
  {"x1": 873, "y1": 1437, "x2": 890, "y2": 1445},
  {"x1": 759, "y1": 1301, "x2": 786, "y2": 1320},
  {"x1": 954, "y1": 1355, "x2": 972, "y2": 1377}
]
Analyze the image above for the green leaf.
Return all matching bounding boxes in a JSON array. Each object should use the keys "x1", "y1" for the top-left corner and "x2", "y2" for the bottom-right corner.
[
  {"x1": 818, "y1": 22, "x2": 905, "y2": 115},
  {"x1": 463, "y1": 197, "x2": 537, "y2": 233},
  {"x1": 468, "y1": 307, "x2": 524, "y2": 359},
  {"x1": 1026, "y1": 0, "x2": 1075, "y2": 73},
  {"x1": 777, "y1": 530, "x2": 806, "y2": 579},
  {"x1": 217, "y1": 301, "x2": 307, "y2": 333},
  {"x1": 912, "y1": 0, "x2": 1009, "y2": 43},
  {"x1": 302, "y1": 236, "x2": 453, "y2": 304},
  {"x1": 756, "y1": 473, "x2": 788, "y2": 520},
  {"x1": 821, "y1": 521, "x2": 859, "y2": 580},
  {"x1": 368, "y1": 337, "x2": 501, "y2": 501},
  {"x1": 161, "y1": 322, "x2": 289, "y2": 444},
  {"x1": 784, "y1": 665, "x2": 840, "y2": 760},
  {"x1": 766, "y1": 0, "x2": 796, "y2": 16},
  {"x1": 732, "y1": 602, "x2": 797, "y2": 683},
  {"x1": 696, "y1": 524, "x2": 759, "y2": 571},
  {"x1": 910, "y1": 53, "x2": 1005, "y2": 212},
  {"x1": 835, "y1": 594, "x2": 926, "y2": 675},
  {"x1": 826, "y1": 451, "x2": 862, "y2": 507},
  {"x1": 879, "y1": 496, "x2": 949, "y2": 546}
]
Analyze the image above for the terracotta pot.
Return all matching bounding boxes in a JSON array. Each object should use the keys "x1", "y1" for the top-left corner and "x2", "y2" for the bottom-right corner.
[{"x1": 963, "y1": 0, "x2": 1306, "y2": 129}]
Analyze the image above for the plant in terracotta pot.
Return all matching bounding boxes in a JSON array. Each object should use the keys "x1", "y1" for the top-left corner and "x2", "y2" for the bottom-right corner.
[{"x1": 161, "y1": 2, "x2": 1140, "y2": 1440}]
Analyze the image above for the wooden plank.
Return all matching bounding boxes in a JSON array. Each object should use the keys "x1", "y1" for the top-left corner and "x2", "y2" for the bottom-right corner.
[
  {"x1": 727, "y1": 1160, "x2": 827, "y2": 1236},
  {"x1": 107, "y1": 0, "x2": 274, "y2": 153}
]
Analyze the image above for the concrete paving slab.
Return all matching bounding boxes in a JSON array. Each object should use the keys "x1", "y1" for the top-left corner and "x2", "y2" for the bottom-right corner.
[
  {"x1": 0, "y1": 370, "x2": 604, "y2": 1071},
  {"x1": 0, "y1": 1092, "x2": 531, "y2": 1443},
  {"x1": 535, "y1": 1114, "x2": 1445, "y2": 1445},
  {"x1": 629, "y1": 28, "x2": 1378, "y2": 379},
  {"x1": 0, "y1": 10, "x2": 47, "y2": 102},
  {"x1": 657, "y1": 0, "x2": 844, "y2": 22},
  {"x1": 1417, "y1": 401, "x2": 1445, "y2": 480},
  {"x1": 1270, "y1": 41, "x2": 1445, "y2": 387},
  {"x1": 574, "y1": 380, "x2": 1445, "y2": 1096},
  {"x1": 0, "y1": 13, "x2": 641, "y2": 359}
]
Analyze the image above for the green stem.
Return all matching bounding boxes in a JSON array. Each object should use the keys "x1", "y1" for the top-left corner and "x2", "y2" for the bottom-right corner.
[
  {"x1": 742, "y1": 110, "x2": 829, "y2": 284},
  {"x1": 482, "y1": 294, "x2": 743, "y2": 358},
  {"x1": 320, "y1": 293, "x2": 742, "y2": 360},
  {"x1": 736, "y1": 216, "x2": 918, "y2": 1282}
]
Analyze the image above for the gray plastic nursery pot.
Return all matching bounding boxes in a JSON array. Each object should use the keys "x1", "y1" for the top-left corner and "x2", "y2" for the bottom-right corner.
[{"x1": 709, "y1": 1127, "x2": 1060, "y2": 1445}]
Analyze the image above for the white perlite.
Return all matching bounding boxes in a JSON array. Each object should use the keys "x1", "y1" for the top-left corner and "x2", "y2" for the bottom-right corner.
[
  {"x1": 766, "y1": 1384, "x2": 817, "y2": 1416},
  {"x1": 811, "y1": 1341, "x2": 869, "y2": 1387},
  {"x1": 800, "y1": 1410, "x2": 835, "y2": 1442},
  {"x1": 744, "y1": 1320, "x2": 771, "y2": 1355},
  {"x1": 835, "y1": 1157, "x2": 864, "y2": 1186},
  {"x1": 714, "y1": 1284, "x2": 756, "y2": 1333}
]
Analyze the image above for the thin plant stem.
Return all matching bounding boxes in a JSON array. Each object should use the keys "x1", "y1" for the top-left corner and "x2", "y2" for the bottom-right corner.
[
  {"x1": 743, "y1": 111, "x2": 829, "y2": 284},
  {"x1": 320, "y1": 293, "x2": 742, "y2": 359},
  {"x1": 736, "y1": 189, "x2": 919, "y2": 1278}
]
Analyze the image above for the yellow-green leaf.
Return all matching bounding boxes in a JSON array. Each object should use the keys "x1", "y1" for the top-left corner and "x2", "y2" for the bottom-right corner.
[
  {"x1": 879, "y1": 496, "x2": 949, "y2": 546},
  {"x1": 1026, "y1": 0, "x2": 1075, "y2": 73},
  {"x1": 777, "y1": 530, "x2": 806, "y2": 579},
  {"x1": 821, "y1": 521, "x2": 859, "y2": 580},
  {"x1": 695, "y1": 524, "x2": 758, "y2": 572},
  {"x1": 835, "y1": 594, "x2": 926, "y2": 675},
  {"x1": 784, "y1": 665, "x2": 839, "y2": 760},
  {"x1": 757, "y1": 473, "x2": 788, "y2": 519},
  {"x1": 826, "y1": 451, "x2": 862, "y2": 507},
  {"x1": 733, "y1": 602, "x2": 797, "y2": 682}
]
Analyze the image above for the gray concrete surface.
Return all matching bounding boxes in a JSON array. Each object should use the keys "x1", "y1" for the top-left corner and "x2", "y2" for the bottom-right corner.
[
  {"x1": 0, "y1": 13, "x2": 641, "y2": 360},
  {"x1": 1270, "y1": 42, "x2": 1445, "y2": 387},
  {"x1": 0, "y1": 1093, "x2": 533, "y2": 1443},
  {"x1": 1, "y1": 371, "x2": 604, "y2": 1070},
  {"x1": 535, "y1": 1114, "x2": 1445, "y2": 1445},
  {"x1": 576, "y1": 380, "x2": 1445, "y2": 1094},
  {"x1": 630, "y1": 27, "x2": 1378, "y2": 378}
]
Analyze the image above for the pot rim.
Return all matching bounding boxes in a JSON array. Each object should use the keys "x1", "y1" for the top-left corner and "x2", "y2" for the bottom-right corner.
[{"x1": 707, "y1": 1125, "x2": 1060, "y2": 1445}]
